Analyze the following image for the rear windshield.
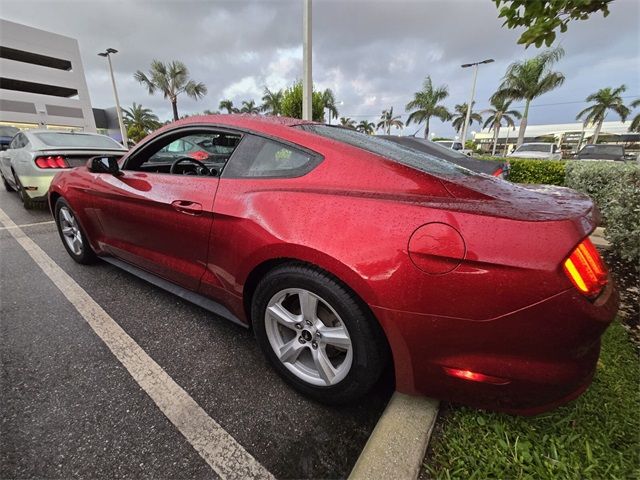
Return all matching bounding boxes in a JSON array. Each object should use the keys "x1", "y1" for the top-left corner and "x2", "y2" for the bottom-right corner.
[
  {"x1": 35, "y1": 132, "x2": 123, "y2": 149},
  {"x1": 298, "y1": 125, "x2": 474, "y2": 178},
  {"x1": 0, "y1": 126, "x2": 19, "y2": 137},
  {"x1": 516, "y1": 144, "x2": 552, "y2": 153}
]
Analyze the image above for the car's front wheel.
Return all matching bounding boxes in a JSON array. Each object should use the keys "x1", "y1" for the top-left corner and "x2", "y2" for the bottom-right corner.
[
  {"x1": 252, "y1": 264, "x2": 387, "y2": 404},
  {"x1": 2, "y1": 172, "x2": 14, "y2": 192},
  {"x1": 54, "y1": 198, "x2": 97, "y2": 264}
]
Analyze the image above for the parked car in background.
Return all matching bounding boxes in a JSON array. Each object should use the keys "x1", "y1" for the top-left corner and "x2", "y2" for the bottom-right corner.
[
  {"x1": 574, "y1": 144, "x2": 626, "y2": 161},
  {"x1": 435, "y1": 139, "x2": 474, "y2": 156},
  {"x1": 381, "y1": 135, "x2": 507, "y2": 177},
  {"x1": 0, "y1": 130, "x2": 127, "y2": 209},
  {"x1": 508, "y1": 142, "x2": 562, "y2": 160},
  {"x1": 49, "y1": 115, "x2": 617, "y2": 414},
  {"x1": 0, "y1": 126, "x2": 19, "y2": 151}
]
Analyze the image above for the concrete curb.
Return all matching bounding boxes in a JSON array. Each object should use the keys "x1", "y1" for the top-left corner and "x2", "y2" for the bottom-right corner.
[
  {"x1": 349, "y1": 393, "x2": 439, "y2": 480},
  {"x1": 590, "y1": 227, "x2": 610, "y2": 247}
]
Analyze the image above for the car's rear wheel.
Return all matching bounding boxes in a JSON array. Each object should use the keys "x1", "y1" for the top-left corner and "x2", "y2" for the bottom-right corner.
[
  {"x1": 54, "y1": 198, "x2": 97, "y2": 264},
  {"x1": 13, "y1": 173, "x2": 36, "y2": 209},
  {"x1": 252, "y1": 264, "x2": 386, "y2": 404}
]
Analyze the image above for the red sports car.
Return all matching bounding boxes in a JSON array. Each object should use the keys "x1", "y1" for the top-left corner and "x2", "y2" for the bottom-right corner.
[{"x1": 49, "y1": 115, "x2": 618, "y2": 414}]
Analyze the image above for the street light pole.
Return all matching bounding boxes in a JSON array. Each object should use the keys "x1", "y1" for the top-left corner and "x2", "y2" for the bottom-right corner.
[
  {"x1": 302, "y1": 0, "x2": 312, "y2": 121},
  {"x1": 98, "y1": 48, "x2": 128, "y2": 146},
  {"x1": 460, "y1": 58, "x2": 494, "y2": 152}
]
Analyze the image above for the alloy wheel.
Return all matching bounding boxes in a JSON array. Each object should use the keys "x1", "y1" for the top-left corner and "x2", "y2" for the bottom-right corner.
[{"x1": 59, "y1": 206, "x2": 83, "y2": 255}]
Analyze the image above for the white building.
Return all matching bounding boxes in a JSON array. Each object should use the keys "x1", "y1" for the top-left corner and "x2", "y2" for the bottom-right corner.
[{"x1": 0, "y1": 19, "x2": 96, "y2": 132}]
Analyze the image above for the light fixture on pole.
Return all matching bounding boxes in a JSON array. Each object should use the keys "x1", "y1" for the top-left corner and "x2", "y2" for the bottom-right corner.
[
  {"x1": 460, "y1": 58, "x2": 494, "y2": 152},
  {"x1": 98, "y1": 48, "x2": 128, "y2": 146}
]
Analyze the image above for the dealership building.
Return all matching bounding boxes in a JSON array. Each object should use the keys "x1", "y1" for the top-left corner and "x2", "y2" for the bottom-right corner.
[{"x1": 0, "y1": 19, "x2": 98, "y2": 132}]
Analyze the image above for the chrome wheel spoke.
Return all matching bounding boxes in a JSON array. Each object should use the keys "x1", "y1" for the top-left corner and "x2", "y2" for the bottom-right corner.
[
  {"x1": 71, "y1": 236, "x2": 82, "y2": 254},
  {"x1": 312, "y1": 347, "x2": 337, "y2": 385},
  {"x1": 60, "y1": 208, "x2": 73, "y2": 225},
  {"x1": 278, "y1": 338, "x2": 305, "y2": 363},
  {"x1": 62, "y1": 226, "x2": 74, "y2": 237},
  {"x1": 318, "y1": 325, "x2": 351, "y2": 349},
  {"x1": 299, "y1": 290, "x2": 318, "y2": 322},
  {"x1": 267, "y1": 303, "x2": 300, "y2": 331}
]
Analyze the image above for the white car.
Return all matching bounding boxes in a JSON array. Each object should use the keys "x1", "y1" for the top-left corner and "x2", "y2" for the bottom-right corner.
[
  {"x1": 0, "y1": 130, "x2": 127, "y2": 209},
  {"x1": 508, "y1": 142, "x2": 562, "y2": 160},
  {"x1": 434, "y1": 140, "x2": 473, "y2": 156}
]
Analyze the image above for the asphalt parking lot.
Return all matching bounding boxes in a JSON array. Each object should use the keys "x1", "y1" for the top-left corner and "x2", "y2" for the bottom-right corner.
[{"x1": 0, "y1": 188, "x2": 392, "y2": 479}]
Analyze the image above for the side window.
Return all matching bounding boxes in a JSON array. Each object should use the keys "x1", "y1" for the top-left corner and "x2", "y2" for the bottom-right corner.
[
  {"x1": 223, "y1": 135, "x2": 321, "y2": 178},
  {"x1": 126, "y1": 131, "x2": 242, "y2": 175},
  {"x1": 10, "y1": 134, "x2": 24, "y2": 149}
]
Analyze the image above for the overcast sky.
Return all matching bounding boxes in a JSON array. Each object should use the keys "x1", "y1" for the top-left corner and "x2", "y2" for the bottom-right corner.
[{"x1": 2, "y1": 0, "x2": 639, "y2": 137}]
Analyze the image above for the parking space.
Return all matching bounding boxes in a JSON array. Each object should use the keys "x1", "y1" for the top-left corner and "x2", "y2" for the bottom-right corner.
[{"x1": 0, "y1": 189, "x2": 392, "y2": 479}]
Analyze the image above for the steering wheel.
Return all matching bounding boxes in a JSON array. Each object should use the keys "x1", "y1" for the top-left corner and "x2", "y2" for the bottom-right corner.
[{"x1": 169, "y1": 157, "x2": 210, "y2": 176}]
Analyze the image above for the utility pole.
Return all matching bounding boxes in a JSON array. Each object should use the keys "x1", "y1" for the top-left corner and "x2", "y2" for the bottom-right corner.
[
  {"x1": 460, "y1": 58, "x2": 493, "y2": 152},
  {"x1": 302, "y1": 0, "x2": 312, "y2": 121},
  {"x1": 98, "y1": 48, "x2": 128, "y2": 146}
]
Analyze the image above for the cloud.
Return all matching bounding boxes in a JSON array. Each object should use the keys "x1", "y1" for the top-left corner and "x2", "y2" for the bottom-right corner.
[{"x1": 1, "y1": 0, "x2": 638, "y2": 134}]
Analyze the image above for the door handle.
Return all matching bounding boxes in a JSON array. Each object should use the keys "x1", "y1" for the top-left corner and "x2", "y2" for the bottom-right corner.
[{"x1": 171, "y1": 200, "x2": 203, "y2": 215}]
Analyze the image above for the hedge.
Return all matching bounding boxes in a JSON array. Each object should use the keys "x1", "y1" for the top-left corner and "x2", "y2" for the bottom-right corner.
[{"x1": 476, "y1": 156, "x2": 639, "y2": 267}]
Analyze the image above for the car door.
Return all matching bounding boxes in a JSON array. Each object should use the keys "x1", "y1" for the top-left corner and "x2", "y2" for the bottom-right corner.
[{"x1": 91, "y1": 128, "x2": 240, "y2": 291}]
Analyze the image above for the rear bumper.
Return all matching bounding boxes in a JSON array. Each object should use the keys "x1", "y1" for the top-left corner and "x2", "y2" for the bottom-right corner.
[
  {"x1": 16, "y1": 173, "x2": 56, "y2": 201},
  {"x1": 373, "y1": 280, "x2": 618, "y2": 415}
]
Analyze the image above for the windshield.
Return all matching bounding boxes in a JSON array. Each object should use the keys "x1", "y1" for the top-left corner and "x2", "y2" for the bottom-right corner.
[
  {"x1": 516, "y1": 144, "x2": 552, "y2": 153},
  {"x1": 298, "y1": 125, "x2": 475, "y2": 178},
  {"x1": 580, "y1": 145, "x2": 623, "y2": 155},
  {"x1": 35, "y1": 132, "x2": 123, "y2": 149}
]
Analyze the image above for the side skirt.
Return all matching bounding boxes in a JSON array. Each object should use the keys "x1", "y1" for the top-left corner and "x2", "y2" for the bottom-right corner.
[{"x1": 102, "y1": 256, "x2": 247, "y2": 328}]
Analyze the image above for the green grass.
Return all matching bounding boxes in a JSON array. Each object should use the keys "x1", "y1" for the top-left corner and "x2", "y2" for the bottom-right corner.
[{"x1": 424, "y1": 320, "x2": 640, "y2": 480}]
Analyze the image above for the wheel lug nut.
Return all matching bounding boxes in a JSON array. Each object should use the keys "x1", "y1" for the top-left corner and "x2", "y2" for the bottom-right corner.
[
  {"x1": 312, "y1": 342, "x2": 318, "y2": 349},
  {"x1": 315, "y1": 332, "x2": 321, "y2": 338},
  {"x1": 295, "y1": 323, "x2": 302, "y2": 330},
  {"x1": 298, "y1": 337, "x2": 306, "y2": 344},
  {"x1": 305, "y1": 320, "x2": 312, "y2": 326}
]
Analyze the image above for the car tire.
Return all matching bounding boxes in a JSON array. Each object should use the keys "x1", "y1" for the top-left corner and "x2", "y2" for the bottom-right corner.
[
  {"x1": 54, "y1": 197, "x2": 98, "y2": 264},
  {"x1": 252, "y1": 263, "x2": 387, "y2": 404},
  {"x1": 13, "y1": 172, "x2": 37, "y2": 209},
  {"x1": 2, "y1": 172, "x2": 14, "y2": 192}
]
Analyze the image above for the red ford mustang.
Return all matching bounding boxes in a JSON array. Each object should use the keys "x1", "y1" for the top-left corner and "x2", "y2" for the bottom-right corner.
[{"x1": 49, "y1": 115, "x2": 618, "y2": 414}]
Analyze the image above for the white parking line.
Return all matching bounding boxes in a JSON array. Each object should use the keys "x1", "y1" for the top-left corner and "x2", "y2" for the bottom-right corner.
[
  {"x1": 0, "y1": 207, "x2": 274, "y2": 480},
  {"x1": 0, "y1": 220, "x2": 55, "y2": 230}
]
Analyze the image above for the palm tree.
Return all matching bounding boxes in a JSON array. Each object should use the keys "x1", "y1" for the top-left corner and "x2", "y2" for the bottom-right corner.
[
  {"x1": 239, "y1": 100, "x2": 261, "y2": 114},
  {"x1": 357, "y1": 120, "x2": 376, "y2": 135},
  {"x1": 451, "y1": 103, "x2": 482, "y2": 138},
  {"x1": 261, "y1": 87, "x2": 283, "y2": 115},
  {"x1": 340, "y1": 117, "x2": 356, "y2": 129},
  {"x1": 482, "y1": 97, "x2": 522, "y2": 155},
  {"x1": 492, "y1": 47, "x2": 565, "y2": 147},
  {"x1": 134, "y1": 60, "x2": 207, "y2": 121},
  {"x1": 576, "y1": 85, "x2": 630, "y2": 143},
  {"x1": 321, "y1": 89, "x2": 339, "y2": 124},
  {"x1": 405, "y1": 76, "x2": 451, "y2": 138},
  {"x1": 219, "y1": 99, "x2": 238, "y2": 114},
  {"x1": 630, "y1": 99, "x2": 640, "y2": 133},
  {"x1": 123, "y1": 102, "x2": 161, "y2": 131},
  {"x1": 377, "y1": 107, "x2": 404, "y2": 134}
]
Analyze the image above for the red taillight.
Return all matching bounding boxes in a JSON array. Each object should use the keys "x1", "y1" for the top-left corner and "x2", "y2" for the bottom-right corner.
[
  {"x1": 35, "y1": 156, "x2": 69, "y2": 169},
  {"x1": 563, "y1": 238, "x2": 608, "y2": 299},
  {"x1": 443, "y1": 367, "x2": 510, "y2": 385},
  {"x1": 189, "y1": 150, "x2": 209, "y2": 161},
  {"x1": 492, "y1": 167, "x2": 503, "y2": 177}
]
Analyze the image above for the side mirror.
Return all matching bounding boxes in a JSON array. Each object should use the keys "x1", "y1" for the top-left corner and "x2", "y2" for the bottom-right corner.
[{"x1": 88, "y1": 156, "x2": 120, "y2": 174}]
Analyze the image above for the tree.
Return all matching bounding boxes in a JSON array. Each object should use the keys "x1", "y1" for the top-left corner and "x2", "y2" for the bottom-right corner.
[
  {"x1": 279, "y1": 81, "x2": 325, "y2": 121},
  {"x1": 261, "y1": 87, "x2": 283, "y2": 115},
  {"x1": 340, "y1": 117, "x2": 356, "y2": 129},
  {"x1": 377, "y1": 107, "x2": 404, "y2": 134},
  {"x1": 629, "y1": 99, "x2": 640, "y2": 133},
  {"x1": 492, "y1": 47, "x2": 565, "y2": 147},
  {"x1": 494, "y1": 0, "x2": 613, "y2": 48},
  {"x1": 239, "y1": 100, "x2": 261, "y2": 114},
  {"x1": 576, "y1": 85, "x2": 630, "y2": 144},
  {"x1": 134, "y1": 60, "x2": 207, "y2": 121},
  {"x1": 219, "y1": 99, "x2": 238, "y2": 114},
  {"x1": 123, "y1": 102, "x2": 161, "y2": 143},
  {"x1": 321, "y1": 88, "x2": 339, "y2": 124},
  {"x1": 405, "y1": 76, "x2": 450, "y2": 138},
  {"x1": 357, "y1": 120, "x2": 376, "y2": 135},
  {"x1": 482, "y1": 97, "x2": 522, "y2": 155},
  {"x1": 451, "y1": 103, "x2": 482, "y2": 138}
]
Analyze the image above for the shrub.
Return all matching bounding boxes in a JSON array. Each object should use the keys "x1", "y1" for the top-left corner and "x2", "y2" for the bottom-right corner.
[
  {"x1": 565, "y1": 161, "x2": 640, "y2": 267},
  {"x1": 477, "y1": 157, "x2": 566, "y2": 185},
  {"x1": 280, "y1": 81, "x2": 325, "y2": 121}
]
